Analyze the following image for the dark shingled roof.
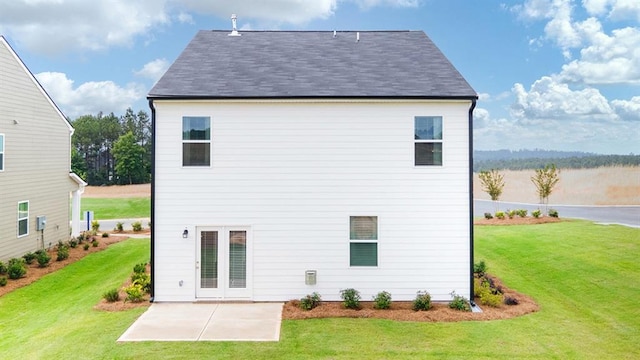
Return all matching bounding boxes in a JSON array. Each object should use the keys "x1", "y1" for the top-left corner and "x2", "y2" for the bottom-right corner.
[{"x1": 149, "y1": 30, "x2": 476, "y2": 99}]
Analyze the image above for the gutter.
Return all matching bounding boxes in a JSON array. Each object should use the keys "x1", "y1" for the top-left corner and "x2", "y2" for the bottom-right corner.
[
  {"x1": 468, "y1": 99, "x2": 477, "y2": 304},
  {"x1": 148, "y1": 99, "x2": 156, "y2": 303}
]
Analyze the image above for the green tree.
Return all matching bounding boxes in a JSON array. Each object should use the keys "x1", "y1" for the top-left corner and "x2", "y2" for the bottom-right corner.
[
  {"x1": 113, "y1": 132, "x2": 145, "y2": 184},
  {"x1": 478, "y1": 169, "x2": 505, "y2": 212},
  {"x1": 70, "y1": 147, "x2": 87, "y2": 181},
  {"x1": 531, "y1": 164, "x2": 560, "y2": 214}
]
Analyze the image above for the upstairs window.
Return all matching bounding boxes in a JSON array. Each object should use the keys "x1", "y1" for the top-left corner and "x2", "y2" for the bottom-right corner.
[
  {"x1": 18, "y1": 201, "x2": 29, "y2": 237},
  {"x1": 0, "y1": 134, "x2": 4, "y2": 171},
  {"x1": 349, "y1": 216, "x2": 378, "y2": 267},
  {"x1": 182, "y1": 116, "x2": 211, "y2": 166},
  {"x1": 414, "y1": 116, "x2": 443, "y2": 166}
]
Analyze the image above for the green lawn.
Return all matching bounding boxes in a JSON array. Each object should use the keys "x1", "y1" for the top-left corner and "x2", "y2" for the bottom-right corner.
[
  {"x1": 1, "y1": 221, "x2": 638, "y2": 359},
  {"x1": 81, "y1": 197, "x2": 150, "y2": 219}
]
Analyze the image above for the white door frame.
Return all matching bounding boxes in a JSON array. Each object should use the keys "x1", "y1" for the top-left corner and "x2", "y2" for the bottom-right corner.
[{"x1": 196, "y1": 226, "x2": 252, "y2": 300}]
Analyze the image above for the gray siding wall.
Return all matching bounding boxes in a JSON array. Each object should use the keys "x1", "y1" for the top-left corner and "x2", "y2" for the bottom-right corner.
[{"x1": 0, "y1": 39, "x2": 74, "y2": 261}]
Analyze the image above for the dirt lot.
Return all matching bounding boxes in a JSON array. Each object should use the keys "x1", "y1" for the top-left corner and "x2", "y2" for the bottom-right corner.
[
  {"x1": 474, "y1": 166, "x2": 639, "y2": 205},
  {"x1": 84, "y1": 184, "x2": 150, "y2": 198}
]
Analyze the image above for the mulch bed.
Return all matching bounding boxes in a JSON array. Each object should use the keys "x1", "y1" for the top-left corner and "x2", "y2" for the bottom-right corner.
[{"x1": 474, "y1": 216, "x2": 562, "y2": 226}]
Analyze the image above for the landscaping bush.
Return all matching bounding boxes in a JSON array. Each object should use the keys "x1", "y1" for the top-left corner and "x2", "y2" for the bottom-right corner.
[
  {"x1": 131, "y1": 272, "x2": 151, "y2": 294},
  {"x1": 532, "y1": 209, "x2": 542, "y2": 218},
  {"x1": 133, "y1": 263, "x2": 146, "y2": 274},
  {"x1": 91, "y1": 220, "x2": 100, "y2": 232},
  {"x1": 517, "y1": 209, "x2": 528, "y2": 217},
  {"x1": 56, "y1": 246, "x2": 69, "y2": 261},
  {"x1": 548, "y1": 208, "x2": 559, "y2": 218},
  {"x1": 0, "y1": 276, "x2": 7, "y2": 287},
  {"x1": 92, "y1": 240, "x2": 99, "y2": 247},
  {"x1": 448, "y1": 291, "x2": 470, "y2": 311},
  {"x1": 495, "y1": 211, "x2": 505, "y2": 220},
  {"x1": 484, "y1": 212, "x2": 493, "y2": 219},
  {"x1": 132, "y1": 221, "x2": 143, "y2": 232},
  {"x1": 504, "y1": 296, "x2": 519, "y2": 306},
  {"x1": 68, "y1": 239, "x2": 78, "y2": 248},
  {"x1": 23, "y1": 252, "x2": 37, "y2": 265},
  {"x1": 0, "y1": 261, "x2": 7, "y2": 275},
  {"x1": 103, "y1": 288, "x2": 120, "y2": 302},
  {"x1": 83, "y1": 243, "x2": 90, "y2": 251},
  {"x1": 476, "y1": 279, "x2": 504, "y2": 307},
  {"x1": 507, "y1": 209, "x2": 516, "y2": 219},
  {"x1": 115, "y1": 222, "x2": 124, "y2": 232},
  {"x1": 299, "y1": 292, "x2": 322, "y2": 311},
  {"x1": 123, "y1": 283, "x2": 145, "y2": 302},
  {"x1": 102, "y1": 232, "x2": 109, "y2": 238},
  {"x1": 7, "y1": 258, "x2": 27, "y2": 279},
  {"x1": 340, "y1": 288, "x2": 361, "y2": 309},
  {"x1": 413, "y1": 290, "x2": 432, "y2": 311},
  {"x1": 473, "y1": 260, "x2": 487, "y2": 277},
  {"x1": 36, "y1": 250, "x2": 51, "y2": 268},
  {"x1": 373, "y1": 291, "x2": 392, "y2": 309}
]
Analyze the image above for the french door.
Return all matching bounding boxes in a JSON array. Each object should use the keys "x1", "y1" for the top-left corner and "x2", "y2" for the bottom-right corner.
[{"x1": 196, "y1": 226, "x2": 251, "y2": 299}]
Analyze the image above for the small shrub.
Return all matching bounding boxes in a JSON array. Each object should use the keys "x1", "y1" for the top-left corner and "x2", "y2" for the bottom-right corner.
[
  {"x1": 92, "y1": 240, "x2": 99, "y2": 247},
  {"x1": 299, "y1": 292, "x2": 322, "y2": 311},
  {"x1": 476, "y1": 280, "x2": 503, "y2": 307},
  {"x1": 507, "y1": 209, "x2": 516, "y2": 219},
  {"x1": 132, "y1": 221, "x2": 143, "y2": 232},
  {"x1": 517, "y1": 209, "x2": 528, "y2": 218},
  {"x1": 473, "y1": 260, "x2": 487, "y2": 276},
  {"x1": 412, "y1": 290, "x2": 432, "y2": 311},
  {"x1": 495, "y1": 211, "x2": 505, "y2": 220},
  {"x1": 23, "y1": 252, "x2": 37, "y2": 265},
  {"x1": 115, "y1": 222, "x2": 124, "y2": 232},
  {"x1": 532, "y1": 209, "x2": 542, "y2": 218},
  {"x1": 373, "y1": 291, "x2": 392, "y2": 310},
  {"x1": 36, "y1": 250, "x2": 51, "y2": 267},
  {"x1": 56, "y1": 246, "x2": 69, "y2": 261},
  {"x1": 91, "y1": 220, "x2": 100, "y2": 232},
  {"x1": 103, "y1": 288, "x2": 120, "y2": 302},
  {"x1": 484, "y1": 212, "x2": 493, "y2": 219},
  {"x1": 102, "y1": 232, "x2": 109, "y2": 238},
  {"x1": 340, "y1": 288, "x2": 361, "y2": 309},
  {"x1": 83, "y1": 243, "x2": 90, "y2": 251},
  {"x1": 131, "y1": 272, "x2": 151, "y2": 294},
  {"x1": 0, "y1": 276, "x2": 7, "y2": 286},
  {"x1": 0, "y1": 261, "x2": 7, "y2": 275},
  {"x1": 448, "y1": 291, "x2": 470, "y2": 311},
  {"x1": 504, "y1": 296, "x2": 519, "y2": 306},
  {"x1": 68, "y1": 239, "x2": 78, "y2": 248},
  {"x1": 133, "y1": 263, "x2": 147, "y2": 274},
  {"x1": 548, "y1": 208, "x2": 559, "y2": 218},
  {"x1": 77, "y1": 232, "x2": 85, "y2": 243},
  {"x1": 7, "y1": 258, "x2": 27, "y2": 279},
  {"x1": 123, "y1": 283, "x2": 145, "y2": 303}
]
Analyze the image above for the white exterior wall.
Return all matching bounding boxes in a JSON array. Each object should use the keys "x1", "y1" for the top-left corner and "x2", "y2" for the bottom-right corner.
[{"x1": 153, "y1": 99, "x2": 472, "y2": 302}]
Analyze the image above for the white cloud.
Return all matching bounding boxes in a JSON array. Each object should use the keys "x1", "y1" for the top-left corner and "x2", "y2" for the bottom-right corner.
[
  {"x1": 134, "y1": 58, "x2": 170, "y2": 82},
  {"x1": 611, "y1": 96, "x2": 640, "y2": 121},
  {"x1": 35, "y1": 72, "x2": 144, "y2": 118},
  {"x1": 0, "y1": 0, "x2": 170, "y2": 55},
  {"x1": 583, "y1": 0, "x2": 640, "y2": 21}
]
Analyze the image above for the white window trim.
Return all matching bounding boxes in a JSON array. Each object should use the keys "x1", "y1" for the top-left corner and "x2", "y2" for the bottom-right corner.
[
  {"x1": 18, "y1": 200, "x2": 29, "y2": 238},
  {"x1": 182, "y1": 116, "x2": 211, "y2": 168},
  {"x1": 414, "y1": 116, "x2": 444, "y2": 167},
  {"x1": 349, "y1": 216, "x2": 379, "y2": 267},
  {"x1": 0, "y1": 133, "x2": 4, "y2": 172}
]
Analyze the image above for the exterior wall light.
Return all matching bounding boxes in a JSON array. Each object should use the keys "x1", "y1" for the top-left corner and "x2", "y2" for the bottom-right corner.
[{"x1": 182, "y1": 229, "x2": 189, "y2": 238}]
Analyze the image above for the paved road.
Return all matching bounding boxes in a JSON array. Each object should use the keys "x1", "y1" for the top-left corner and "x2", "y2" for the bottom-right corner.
[{"x1": 475, "y1": 200, "x2": 640, "y2": 228}]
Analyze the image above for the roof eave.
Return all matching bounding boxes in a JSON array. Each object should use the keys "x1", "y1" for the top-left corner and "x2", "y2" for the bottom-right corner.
[{"x1": 147, "y1": 94, "x2": 479, "y2": 101}]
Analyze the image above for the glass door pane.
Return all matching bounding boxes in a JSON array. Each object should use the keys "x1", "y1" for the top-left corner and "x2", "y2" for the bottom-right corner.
[
  {"x1": 228, "y1": 231, "x2": 246, "y2": 288},
  {"x1": 200, "y1": 231, "x2": 218, "y2": 288}
]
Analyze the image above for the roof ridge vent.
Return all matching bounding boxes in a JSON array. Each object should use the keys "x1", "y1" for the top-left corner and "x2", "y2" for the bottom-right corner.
[{"x1": 229, "y1": 14, "x2": 241, "y2": 36}]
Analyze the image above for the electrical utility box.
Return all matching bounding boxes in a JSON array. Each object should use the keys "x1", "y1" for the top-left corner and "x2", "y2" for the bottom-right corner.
[{"x1": 36, "y1": 216, "x2": 47, "y2": 231}]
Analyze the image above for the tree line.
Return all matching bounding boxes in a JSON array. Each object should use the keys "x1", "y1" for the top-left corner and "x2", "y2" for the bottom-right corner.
[
  {"x1": 71, "y1": 108, "x2": 151, "y2": 185},
  {"x1": 474, "y1": 154, "x2": 640, "y2": 172}
]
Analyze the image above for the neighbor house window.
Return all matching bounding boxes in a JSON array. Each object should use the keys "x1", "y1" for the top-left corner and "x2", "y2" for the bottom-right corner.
[
  {"x1": 182, "y1": 116, "x2": 211, "y2": 166},
  {"x1": 414, "y1": 116, "x2": 443, "y2": 166},
  {"x1": 0, "y1": 134, "x2": 4, "y2": 171},
  {"x1": 18, "y1": 201, "x2": 29, "y2": 237},
  {"x1": 349, "y1": 216, "x2": 378, "y2": 266}
]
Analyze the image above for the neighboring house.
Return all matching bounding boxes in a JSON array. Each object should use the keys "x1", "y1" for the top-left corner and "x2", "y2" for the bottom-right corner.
[
  {"x1": 0, "y1": 36, "x2": 85, "y2": 262},
  {"x1": 149, "y1": 28, "x2": 477, "y2": 302}
]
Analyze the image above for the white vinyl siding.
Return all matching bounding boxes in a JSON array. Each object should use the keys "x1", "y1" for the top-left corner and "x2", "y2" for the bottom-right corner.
[
  {"x1": 153, "y1": 99, "x2": 472, "y2": 302},
  {"x1": 18, "y1": 201, "x2": 28, "y2": 237}
]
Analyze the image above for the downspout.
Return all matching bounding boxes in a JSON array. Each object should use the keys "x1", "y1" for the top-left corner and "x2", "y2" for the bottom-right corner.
[
  {"x1": 468, "y1": 99, "x2": 477, "y2": 305},
  {"x1": 148, "y1": 99, "x2": 156, "y2": 303}
]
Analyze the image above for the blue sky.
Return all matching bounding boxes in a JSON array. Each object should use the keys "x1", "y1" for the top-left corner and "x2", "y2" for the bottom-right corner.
[{"x1": 1, "y1": 0, "x2": 638, "y2": 154}]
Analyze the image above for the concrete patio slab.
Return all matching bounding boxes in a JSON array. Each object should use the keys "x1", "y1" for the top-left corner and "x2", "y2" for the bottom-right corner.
[{"x1": 117, "y1": 302, "x2": 283, "y2": 342}]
